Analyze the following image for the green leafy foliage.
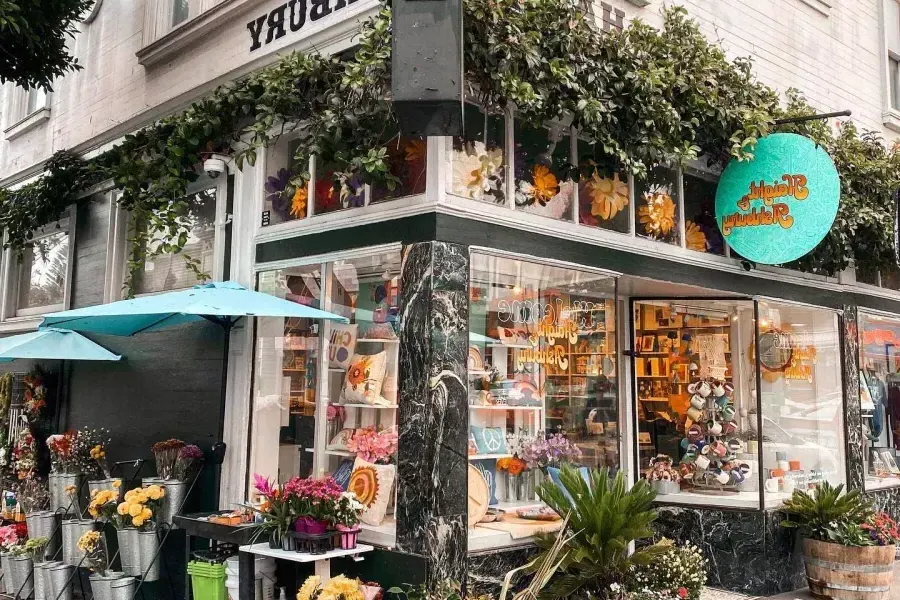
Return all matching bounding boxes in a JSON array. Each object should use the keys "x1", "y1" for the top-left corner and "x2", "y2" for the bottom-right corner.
[
  {"x1": 533, "y1": 466, "x2": 664, "y2": 599},
  {"x1": 1, "y1": 1, "x2": 898, "y2": 294},
  {"x1": 780, "y1": 480, "x2": 874, "y2": 544},
  {"x1": 387, "y1": 582, "x2": 491, "y2": 600},
  {"x1": 0, "y1": 0, "x2": 94, "y2": 90}
]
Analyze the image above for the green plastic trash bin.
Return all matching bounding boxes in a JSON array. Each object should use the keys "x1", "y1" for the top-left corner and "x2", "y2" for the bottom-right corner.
[{"x1": 188, "y1": 561, "x2": 227, "y2": 600}]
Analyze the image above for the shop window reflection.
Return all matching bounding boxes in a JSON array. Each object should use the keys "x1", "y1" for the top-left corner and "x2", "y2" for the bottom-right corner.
[
  {"x1": 468, "y1": 253, "x2": 618, "y2": 551},
  {"x1": 513, "y1": 122, "x2": 574, "y2": 221},
  {"x1": 634, "y1": 167, "x2": 682, "y2": 246},
  {"x1": 446, "y1": 103, "x2": 506, "y2": 204},
  {"x1": 859, "y1": 312, "x2": 900, "y2": 490},
  {"x1": 757, "y1": 301, "x2": 845, "y2": 507}
]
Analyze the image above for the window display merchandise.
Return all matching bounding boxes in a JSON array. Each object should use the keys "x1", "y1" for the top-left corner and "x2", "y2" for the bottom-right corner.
[
  {"x1": 633, "y1": 299, "x2": 845, "y2": 508},
  {"x1": 467, "y1": 253, "x2": 618, "y2": 550},
  {"x1": 250, "y1": 250, "x2": 401, "y2": 546},
  {"x1": 859, "y1": 311, "x2": 900, "y2": 490}
]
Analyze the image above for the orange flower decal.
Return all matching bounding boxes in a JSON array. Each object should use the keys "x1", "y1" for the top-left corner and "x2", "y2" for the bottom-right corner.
[
  {"x1": 348, "y1": 356, "x2": 372, "y2": 387},
  {"x1": 290, "y1": 186, "x2": 307, "y2": 218},
  {"x1": 530, "y1": 165, "x2": 559, "y2": 204},
  {"x1": 404, "y1": 139, "x2": 427, "y2": 166},
  {"x1": 349, "y1": 467, "x2": 379, "y2": 506}
]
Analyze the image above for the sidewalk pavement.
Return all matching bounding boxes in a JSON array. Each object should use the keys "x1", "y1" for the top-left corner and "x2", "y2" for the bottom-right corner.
[{"x1": 700, "y1": 561, "x2": 900, "y2": 600}]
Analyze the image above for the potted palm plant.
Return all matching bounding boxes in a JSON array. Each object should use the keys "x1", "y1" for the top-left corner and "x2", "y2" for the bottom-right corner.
[{"x1": 781, "y1": 481, "x2": 897, "y2": 600}]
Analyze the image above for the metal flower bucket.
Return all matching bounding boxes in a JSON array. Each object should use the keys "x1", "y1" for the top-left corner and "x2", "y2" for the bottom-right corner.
[
  {"x1": 33, "y1": 561, "x2": 49, "y2": 600},
  {"x1": 115, "y1": 529, "x2": 140, "y2": 577},
  {"x1": 60, "y1": 520, "x2": 93, "y2": 567},
  {"x1": 1, "y1": 552, "x2": 13, "y2": 594},
  {"x1": 160, "y1": 480, "x2": 187, "y2": 527},
  {"x1": 8, "y1": 555, "x2": 34, "y2": 598},
  {"x1": 137, "y1": 531, "x2": 160, "y2": 582},
  {"x1": 49, "y1": 474, "x2": 83, "y2": 515},
  {"x1": 87, "y1": 479, "x2": 123, "y2": 503},
  {"x1": 109, "y1": 577, "x2": 136, "y2": 600},
  {"x1": 47, "y1": 563, "x2": 74, "y2": 600},
  {"x1": 89, "y1": 572, "x2": 122, "y2": 600},
  {"x1": 26, "y1": 512, "x2": 60, "y2": 561}
]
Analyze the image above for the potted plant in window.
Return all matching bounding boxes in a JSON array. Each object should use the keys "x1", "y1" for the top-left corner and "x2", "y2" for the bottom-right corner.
[
  {"x1": 781, "y1": 481, "x2": 897, "y2": 599},
  {"x1": 332, "y1": 492, "x2": 364, "y2": 550},
  {"x1": 251, "y1": 474, "x2": 294, "y2": 550}
]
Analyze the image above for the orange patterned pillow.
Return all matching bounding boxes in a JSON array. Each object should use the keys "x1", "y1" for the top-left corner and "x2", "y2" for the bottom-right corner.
[
  {"x1": 342, "y1": 352, "x2": 387, "y2": 405},
  {"x1": 348, "y1": 457, "x2": 396, "y2": 526}
]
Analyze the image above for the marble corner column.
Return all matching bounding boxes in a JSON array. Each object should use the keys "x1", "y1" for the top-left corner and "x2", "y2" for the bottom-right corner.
[
  {"x1": 842, "y1": 305, "x2": 864, "y2": 490},
  {"x1": 395, "y1": 241, "x2": 469, "y2": 586}
]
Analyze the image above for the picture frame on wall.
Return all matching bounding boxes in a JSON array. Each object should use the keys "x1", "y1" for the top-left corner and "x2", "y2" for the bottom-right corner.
[{"x1": 641, "y1": 335, "x2": 656, "y2": 353}]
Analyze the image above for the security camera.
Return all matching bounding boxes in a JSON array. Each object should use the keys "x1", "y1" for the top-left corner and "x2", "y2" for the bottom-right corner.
[{"x1": 203, "y1": 154, "x2": 228, "y2": 179}]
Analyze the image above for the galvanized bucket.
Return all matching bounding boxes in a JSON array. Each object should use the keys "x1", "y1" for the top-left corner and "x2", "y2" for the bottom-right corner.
[
  {"x1": 109, "y1": 577, "x2": 136, "y2": 600},
  {"x1": 88, "y1": 572, "x2": 123, "y2": 600},
  {"x1": 87, "y1": 479, "x2": 123, "y2": 504},
  {"x1": 49, "y1": 474, "x2": 83, "y2": 515},
  {"x1": 137, "y1": 531, "x2": 159, "y2": 582},
  {"x1": 8, "y1": 555, "x2": 33, "y2": 598},
  {"x1": 47, "y1": 563, "x2": 73, "y2": 600},
  {"x1": 60, "y1": 520, "x2": 93, "y2": 567},
  {"x1": 161, "y1": 480, "x2": 188, "y2": 527},
  {"x1": 33, "y1": 561, "x2": 49, "y2": 600},
  {"x1": 26, "y1": 512, "x2": 59, "y2": 561},
  {"x1": 2, "y1": 552, "x2": 13, "y2": 594},
  {"x1": 115, "y1": 529, "x2": 140, "y2": 577}
]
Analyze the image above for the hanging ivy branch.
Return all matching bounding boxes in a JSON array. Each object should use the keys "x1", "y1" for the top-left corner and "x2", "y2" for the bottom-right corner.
[{"x1": 0, "y1": 1, "x2": 897, "y2": 293}]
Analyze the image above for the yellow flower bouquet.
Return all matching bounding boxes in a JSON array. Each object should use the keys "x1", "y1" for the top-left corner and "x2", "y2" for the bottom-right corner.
[
  {"x1": 77, "y1": 530, "x2": 108, "y2": 573},
  {"x1": 296, "y1": 575, "x2": 364, "y2": 600},
  {"x1": 88, "y1": 489, "x2": 122, "y2": 528},
  {"x1": 116, "y1": 485, "x2": 164, "y2": 531}
]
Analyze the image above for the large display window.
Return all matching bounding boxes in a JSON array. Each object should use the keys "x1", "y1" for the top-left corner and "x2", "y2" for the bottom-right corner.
[
  {"x1": 250, "y1": 248, "x2": 402, "y2": 547},
  {"x1": 467, "y1": 252, "x2": 619, "y2": 550},
  {"x1": 859, "y1": 310, "x2": 900, "y2": 491},
  {"x1": 633, "y1": 298, "x2": 845, "y2": 509}
]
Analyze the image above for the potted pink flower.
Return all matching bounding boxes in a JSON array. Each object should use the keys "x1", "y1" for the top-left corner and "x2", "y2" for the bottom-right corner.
[
  {"x1": 283, "y1": 477, "x2": 343, "y2": 535},
  {"x1": 333, "y1": 492, "x2": 365, "y2": 549}
]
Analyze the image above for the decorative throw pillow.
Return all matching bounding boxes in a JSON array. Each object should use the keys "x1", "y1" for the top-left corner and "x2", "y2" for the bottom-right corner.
[
  {"x1": 470, "y1": 426, "x2": 508, "y2": 455},
  {"x1": 327, "y1": 428, "x2": 359, "y2": 451},
  {"x1": 358, "y1": 322, "x2": 398, "y2": 341},
  {"x1": 329, "y1": 324, "x2": 358, "y2": 370},
  {"x1": 348, "y1": 457, "x2": 396, "y2": 526},
  {"x1": 472, "y1": 459, "x2": 498, "y2": 505},
  {"x1": 332, "y1": 459, "x2": 355, "y2": 490},
  {"x1": 342, "y1": 352, "x2": 387, "y2": 405}
]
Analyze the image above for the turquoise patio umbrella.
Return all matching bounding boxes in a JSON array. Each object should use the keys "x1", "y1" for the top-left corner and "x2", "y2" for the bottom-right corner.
[
  {"x1": 40, "y1": 280, "x2": 348, "y2": 335},
  {"x1": 0, "y1": 327, "x2": 121, "y2": 362}
]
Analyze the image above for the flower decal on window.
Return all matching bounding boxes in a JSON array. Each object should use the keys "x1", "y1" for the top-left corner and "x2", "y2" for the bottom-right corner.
[
  {"x1": 585, "y1": 171, "x2": 629, "y2": 220},
  {"x1": 639, "y1": 189, "x2": 676, "y2": 236},
  {"x1": 685, "y1": 220, "x2": 707, "y2": 252},
  {"x1": 449, "y1": 141, "x2": 505, "y2": 203},
  {"x1": 290, "y1": 186, "x2": 307, "y2": 218}
]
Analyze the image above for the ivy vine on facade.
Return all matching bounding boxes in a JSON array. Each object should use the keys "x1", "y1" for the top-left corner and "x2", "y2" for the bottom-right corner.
[{"x1": 0, "y1": 2, "x2": 897, "y2": 293}]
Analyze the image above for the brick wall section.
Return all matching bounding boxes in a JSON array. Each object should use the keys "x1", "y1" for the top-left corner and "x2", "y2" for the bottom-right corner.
[{"x1": 0, "y1": 0, "x2": 893, "y2": 181}]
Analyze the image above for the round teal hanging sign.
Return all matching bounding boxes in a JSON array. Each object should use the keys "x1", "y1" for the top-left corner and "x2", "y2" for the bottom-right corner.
[{"x1": 715, "y1": 133, "x2": 840, "y2": 265}]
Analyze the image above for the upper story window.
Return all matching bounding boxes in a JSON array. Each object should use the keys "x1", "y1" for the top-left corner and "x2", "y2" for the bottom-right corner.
[
  {"x1": 0, "y1": 212, "x2": 75, "y2": 320},
  {"x1": 142, "y1": 0, "x2": 227, "y2": 47},
  {"x1": 112, "y1": 177, "x2": 228, "y2": 298},
  {"x1": 3, "y1": 85, "x2": 51, "y2": 140}
]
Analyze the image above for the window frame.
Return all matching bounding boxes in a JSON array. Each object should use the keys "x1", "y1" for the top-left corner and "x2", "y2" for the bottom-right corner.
[
  {"x1": 882, "y1": 0, "x2": 900, "y2": 131},
  {"x1": 3, "y1": 85, "x2": 51, "y2": 141},
  {"x1": 249, "y1": 242, "x2": 403, "y2": 548},
  {"x1": 109, "y1": 175, "x2": 229, "y2": 300},
  {"x1": 0, "y1": 210, "x2": 76, "y2": 321}
]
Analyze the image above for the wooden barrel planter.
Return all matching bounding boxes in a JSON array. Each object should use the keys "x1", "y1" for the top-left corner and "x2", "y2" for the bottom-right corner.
[{"x1": 803, "y1": 538, "x2": 896, "y2": 600}]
